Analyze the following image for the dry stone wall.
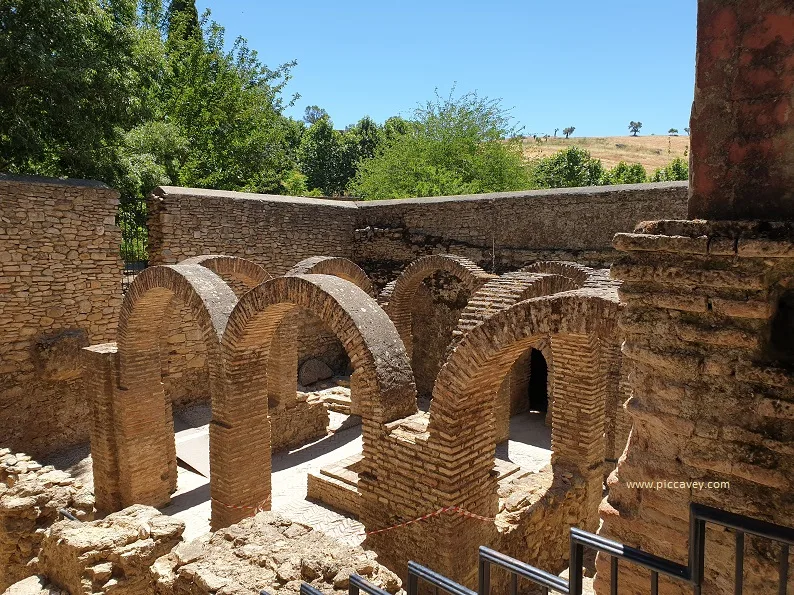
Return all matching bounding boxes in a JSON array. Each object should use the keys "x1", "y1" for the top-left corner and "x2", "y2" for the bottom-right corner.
[{"x1": 0, "y1": 175, "x2": 121, "y2": 458}]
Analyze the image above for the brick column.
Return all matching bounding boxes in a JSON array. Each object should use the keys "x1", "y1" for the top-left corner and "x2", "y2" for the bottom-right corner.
[
  {"x1": 267, "y1": 311, "x2": 298, "y2": 410},
  {"x1": 689, "y1": 1, "x2": 794, "y2": 220},
  {"x1": 83, "y1": 343, "x2": 121, "y2": 513}
]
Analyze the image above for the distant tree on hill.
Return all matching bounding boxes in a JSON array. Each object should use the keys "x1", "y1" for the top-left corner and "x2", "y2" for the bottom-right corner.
[
  {"x1": 303, "y1": 105, "x2": 328, "y2": 125},
  {"x1": 554, "y1": 128, "x2": 559, "y2": 137},
  {"x1": 563, "y1": 126, "x2": 575, "y2": 139},
  {"x1": 629, "y1": 121, "x2": 643, "y2": 136},
  {"x1": 685, "y1": 127, "x2": 691, "y2": 135},
  {"x1": 668, "y1": 128, "x2": 679, "y2": 136}
]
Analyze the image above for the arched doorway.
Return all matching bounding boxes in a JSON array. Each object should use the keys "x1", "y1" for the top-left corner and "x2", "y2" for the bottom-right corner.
[{"x1": 528, "y1": 347, "x2": 548, "y2": 413}]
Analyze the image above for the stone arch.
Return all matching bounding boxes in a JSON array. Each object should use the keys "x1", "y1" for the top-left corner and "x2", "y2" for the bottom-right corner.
[
  {"x1": 180, "y1": 254, "x2": 270, "y2": 296},
  {"x1": 113, "y1": 264, "x2": 238, "y2": 508},
  {"x1": 286, "y1": 256, "x2": 375, "y2": 297},
  {"x1": 213, "y1": 274, "x2": 416, "y2": 528},
  {"x1": 387, "y1": 256, "x2": 494, "y2": 355}
]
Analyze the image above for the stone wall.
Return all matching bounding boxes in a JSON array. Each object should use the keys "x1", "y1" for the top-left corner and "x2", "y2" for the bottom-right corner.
[
  {"x1": 0, "y1": 176, "x2": 121, "y2": 458},
  {"x1": 148, "y1": 183, "x2": 689, "y2": 286},
  {"x1": 597, "y1": 220, "x2": 794, "y2": 594}
]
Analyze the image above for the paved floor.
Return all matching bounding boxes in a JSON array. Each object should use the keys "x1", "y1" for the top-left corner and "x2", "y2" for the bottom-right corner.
[{"x1": 44, "y1": 403, "x2": 552, "y2": 546}]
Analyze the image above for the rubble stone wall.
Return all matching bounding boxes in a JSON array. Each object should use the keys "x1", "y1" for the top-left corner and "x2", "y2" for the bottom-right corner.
[
  {"x1": 0, "y1": 176, "x2": 121, "y2": 458},
  {"x1": 148, "y1": 183, "x2": 688, "y2": 287}
]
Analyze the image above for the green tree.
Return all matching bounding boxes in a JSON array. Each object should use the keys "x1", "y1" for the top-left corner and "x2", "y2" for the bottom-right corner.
[
  {"x1": 528, "y1": 147, "x2": 605, "y2": 189},
  {"x1": 602, "y1": 161, "x2": 647, "y2": 185},
  {"x1": 297, "y1": 116, "x2": 348, "y2": 195},
  {"x1": 161, "y1": 12, "x2": 298, "y2": 193},
  {"x1": 563, "y1": 126, "x2": 575, "y2": 139},
  {"x1": 668, "y1": 128, "x2": 679, "y2": 136},
  {"x1": 166, "y1": 0, "x2": 199, "y2": 39},
  {"x1": 0, "y1": 0, "x2": 145, "y2": 178},
  {"x1": 651, "y1": 157, "x2": 689, "y2": 182},
  {"x1": 303, "y1": 105, "x2": 328, "y2": 125},
  {"x1": 349, "y1": 89, "x2": 530, "y2": 199},
  {"x1": 629, "y1": 121, "x2": 643, "y2": 136}
]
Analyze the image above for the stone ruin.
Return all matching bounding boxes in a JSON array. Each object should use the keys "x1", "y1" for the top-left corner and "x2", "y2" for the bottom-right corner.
[{"x1": 3, "y1": 0, "x2": 794, "y2": 592}]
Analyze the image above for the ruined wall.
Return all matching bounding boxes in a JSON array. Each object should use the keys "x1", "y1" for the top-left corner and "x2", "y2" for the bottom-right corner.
[
  {"x1": 0, "y1": 176, "x2": 121, "y2": 457},
  {"x1": 353, "y1": 182, "x2": 689, "y2": 284},
  {"x1": 148, "y1": 183, "x2": 688, "y2": 286}
]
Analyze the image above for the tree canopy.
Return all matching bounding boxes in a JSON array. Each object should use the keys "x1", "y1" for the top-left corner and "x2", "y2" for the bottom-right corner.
[{"x1": 349, "y1": 90, "x2": 530, "y2": 199}]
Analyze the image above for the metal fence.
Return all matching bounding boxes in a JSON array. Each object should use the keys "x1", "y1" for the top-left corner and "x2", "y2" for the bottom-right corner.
[
  {"x1": 296, "y1": 502, "x2": 794, "y2": 595},
  {"x1": 118, "y1": 202, "x2": 148, "y2": 294}
]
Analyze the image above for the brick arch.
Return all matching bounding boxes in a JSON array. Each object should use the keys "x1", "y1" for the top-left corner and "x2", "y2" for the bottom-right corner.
[
  {"x1": 429, "y1": 293, "x2": 619, "y2": 475},
  {"x1": 286, "y1": 256, "x2": 375, "y2": 297},
  {"x1": 179, "y1": 254, "x2": 270, "y2": 296},
  {"x1": 385, "y1": 255, "x2": 495, "y2": 357},
  {"x1": 369, "y1": 292, "x2": 620, "y2": 582},
  {"x1": 212, "y1": 273, "x2": 417, "y2": 528},
  {"x1": 115, "y1": 264, "x2": 238, "y2": 507},
  {"x1": 521, "y1": 261, "x2": 591, "y2": 286}
]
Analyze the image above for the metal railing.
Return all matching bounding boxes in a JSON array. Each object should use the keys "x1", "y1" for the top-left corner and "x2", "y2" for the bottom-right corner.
[
  {"x1": 407, "y1": 561, "x2": 476, "y2": 595},
  {"x1": 299, "y1": 503, "x2": 794, "y2": 595}
]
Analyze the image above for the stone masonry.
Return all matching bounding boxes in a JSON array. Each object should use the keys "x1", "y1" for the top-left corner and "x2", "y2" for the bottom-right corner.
[{"x1": 0, "y1": 176, "x2": 121, "y2": 458}]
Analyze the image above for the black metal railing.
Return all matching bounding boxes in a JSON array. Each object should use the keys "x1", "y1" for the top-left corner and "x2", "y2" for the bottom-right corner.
[
  {"x1": 299, "y1": 502, "x2": 794, "y2": 595},
  {"x1": 407, "y1": 561, "x2": 476, "y2": 595},
  {"x1": 118, "y1": 202, "x2": 148, "y2": 294}
]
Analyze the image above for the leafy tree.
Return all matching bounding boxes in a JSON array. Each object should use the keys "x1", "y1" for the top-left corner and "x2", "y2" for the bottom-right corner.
[
  {"x1": 668, "y1": 128, "x2": 679, "y2": 136},
  {"x1": 303, "y1": 105, "x2": 328, "y2": 125},
  {"x1": 166, "y1": 0, "x2": 199, "y2": 40},
  {"x1": 554, "y1": 128, "x2": 559, "y2": 137},
  {"x1": 0, "y1": 0, "x2": 144, "y2": 178},
  {"x1": 563, "y1": 126, "x2": 575, "y2": 139},
  {"x1": 629, "y1": 121, "x2": 643, "y2": 136},
  {"x1": 297, "y1": 116, "x2": 348, "y2": 195},
  {"x1": 528, "y1": 146, "x2": 605, "y2": 189},
  {"x1": 349, "y1": 89, "x2": 530, "y2": 200},
  {"x1": 650, "y1": 157, "x2": 689, "y2": 182},
  {"x1": 685, "y1": 127, "x2": 691, "y2": 135},
  {"x1": 602, "y1": 161, "x2": 647, "y2": 185},
  {"x1": 161, "y1": 11, "x2": 298, "y2": 194}
]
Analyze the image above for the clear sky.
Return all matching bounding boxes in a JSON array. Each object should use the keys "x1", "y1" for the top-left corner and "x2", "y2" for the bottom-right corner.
[{"x1": 197, "y1": 0, "x2": 697, "y2": 137}]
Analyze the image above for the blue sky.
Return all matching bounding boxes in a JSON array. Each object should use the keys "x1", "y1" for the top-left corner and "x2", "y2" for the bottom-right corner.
[{"x1": 197, "y1": 0, "x2": 697, "y2": 137}]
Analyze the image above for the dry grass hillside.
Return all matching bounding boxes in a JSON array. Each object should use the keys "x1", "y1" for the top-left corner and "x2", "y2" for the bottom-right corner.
[{"x1": 522, "y1": 135, "x2": 690, "y2": 172}]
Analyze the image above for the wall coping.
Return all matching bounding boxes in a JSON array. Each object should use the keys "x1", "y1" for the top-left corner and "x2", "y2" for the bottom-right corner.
[
  {"x1": 0, "y1": 173, "x2": 115, "y2": 190},
  {"x1": 153, "y1": 181, "x2": 689, "y2": 211}
]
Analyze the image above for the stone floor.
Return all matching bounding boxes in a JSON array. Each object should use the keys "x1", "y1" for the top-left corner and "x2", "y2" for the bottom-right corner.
[{"x1": 44, "y1": 401, "x2": 553, "y2": 548}]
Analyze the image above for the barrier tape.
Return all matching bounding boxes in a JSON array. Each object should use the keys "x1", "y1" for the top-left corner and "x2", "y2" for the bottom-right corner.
[
  {"x1": 210, "y1": 498, "x2": 493, "y2": 536},
  {"x1": 211, "y1": 495, "x2": 271, "y2": 514},
  {"x1": 364, "y1": 505, "x2": 495, "y2": 536}
]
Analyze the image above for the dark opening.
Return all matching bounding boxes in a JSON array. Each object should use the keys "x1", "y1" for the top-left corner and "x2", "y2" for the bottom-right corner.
[
  {"x1": 770, "y1": 290, "x2": 794, "y2": 363},
  {"x1": 528, "y1": 348, "x2": 548, "y2": 412}
]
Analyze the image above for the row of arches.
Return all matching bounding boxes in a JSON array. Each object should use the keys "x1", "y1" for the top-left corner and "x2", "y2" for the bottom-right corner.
[{"x1": 88, "y1": 252, "x2": 626, "y2": 581}]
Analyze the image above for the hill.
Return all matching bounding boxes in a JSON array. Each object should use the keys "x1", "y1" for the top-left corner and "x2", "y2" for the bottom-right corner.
[{"x1": 522, "y1": 135, "x2": 690, "y2": 172}]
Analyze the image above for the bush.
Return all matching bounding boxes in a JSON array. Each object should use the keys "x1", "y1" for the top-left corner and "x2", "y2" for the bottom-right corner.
[
  {"x1": 651, "y1": 157, "x2": 689, "y2": 182},
  {"x1": 528, "y1": 147, "x2": 605, "y2": 189},
  {"x1": 602, "y1": 161, "x2": 647, "y2": 185}
]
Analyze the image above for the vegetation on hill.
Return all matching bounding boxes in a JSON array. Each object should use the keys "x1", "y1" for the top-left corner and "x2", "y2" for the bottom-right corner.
[{"x1": 0, "y1": 0, "x2": 690, "y2": 236}]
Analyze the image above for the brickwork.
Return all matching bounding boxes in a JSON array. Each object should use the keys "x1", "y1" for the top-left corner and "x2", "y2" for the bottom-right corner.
[
  {"x1": 385, "y1": 254, "x2": 494, "y2": 359},
  {"x1": 147, "y1": 184, "x2": 688, "y2": 287},
  {"x1": 597, "y1": 221, "x2": 794, "y2": 594},
  {"x1": 0, "y1": 176, "x2": 121, "y2": 457},
  {"x1": 214, "y1": 274, "x2": 416, "y2": 529},
  {"x1": 364, "y1": 290, "x2": 620, "y2": 587}
]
